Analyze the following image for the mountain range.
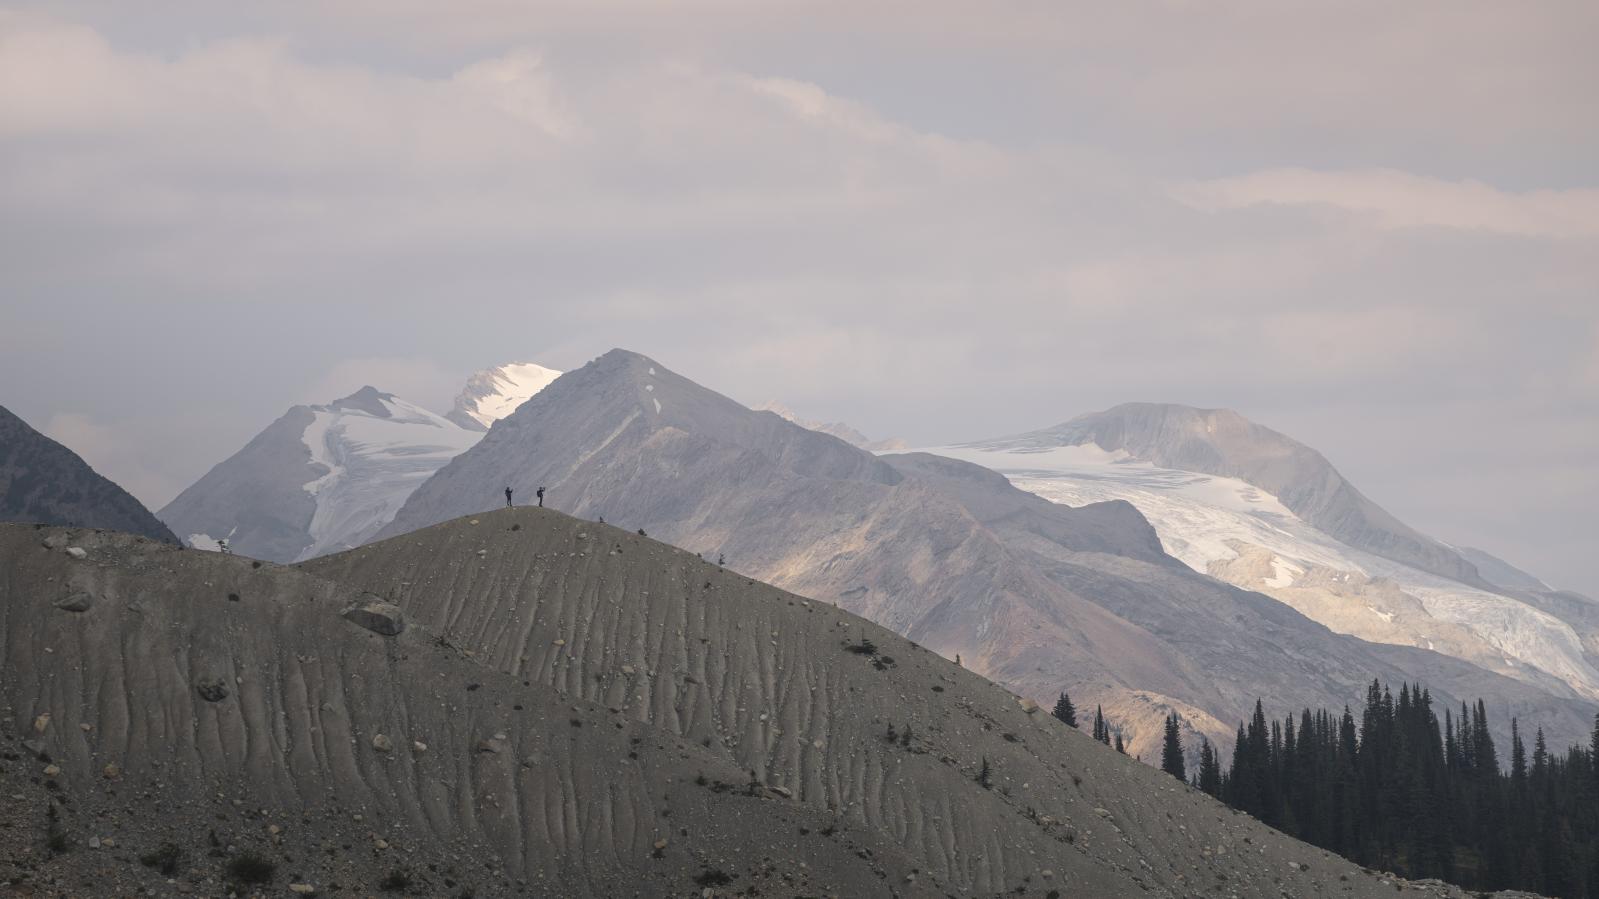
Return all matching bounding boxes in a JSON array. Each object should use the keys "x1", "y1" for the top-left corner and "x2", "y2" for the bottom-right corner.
[
  {"x1": 375, "y1": 350, "x2": 1595, "y2": 760},
  {"x1": 928, "y1": 405, "x2": 1599, "y2": 705}
]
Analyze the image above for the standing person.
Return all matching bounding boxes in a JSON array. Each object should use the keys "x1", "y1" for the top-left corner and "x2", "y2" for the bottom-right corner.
[
  {"x1": 505, "y1": 487, "x2": 514, "y2": 508},
  {"x1": 536, "y1": 486, "x2": 545, "y2": 508}
]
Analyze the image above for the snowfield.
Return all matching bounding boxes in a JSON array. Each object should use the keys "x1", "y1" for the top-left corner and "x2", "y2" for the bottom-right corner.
[
  {"x1": 922, "y1": 441, "x2": 1599, "y2": 699},
  {"x1": 296, "y1": 395, "x2": 482, "y2": 560}
]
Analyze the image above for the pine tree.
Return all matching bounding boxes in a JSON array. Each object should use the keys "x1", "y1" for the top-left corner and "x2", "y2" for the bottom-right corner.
[
  {"x1": 1052, "y1": 691, "x2": 1078, "y2": 727},
  {"x1": 978, "y1": 757, "x2": 992, "y2": 789},
  {"x1": 1161, "y1": 712, "x2": 1186, "y2": 781},
  {"x1": 1092, "y1": 706, "x2": 1110, "y2": 745},
  {"x1": 1197, "y1": 738, "x2": 1222, "y2": 796},
  {"x1": 1114, "y1": 731, "x2": 1126, "y2": 754}
]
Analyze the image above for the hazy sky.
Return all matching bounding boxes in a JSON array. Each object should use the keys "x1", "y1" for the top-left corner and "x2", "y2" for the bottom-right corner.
[{"x1": 2, "y1": 2, "x2": 1596, "y2": 594}]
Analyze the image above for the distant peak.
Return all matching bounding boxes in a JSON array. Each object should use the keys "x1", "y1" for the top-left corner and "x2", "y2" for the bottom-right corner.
[
  {"x1": 447, "y1": 360, "x2": 563, "y2": 430},
  {"x1": 326, "y1": 386, "x2": 396, "y2": 418}
]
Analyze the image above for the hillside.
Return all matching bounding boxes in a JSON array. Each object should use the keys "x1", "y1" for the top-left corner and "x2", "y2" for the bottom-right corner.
[
  {"x1": 0, "y1": 404, "x2": 176, "y2": 543},
  {"x1": 1, "y1": 512, "x2": 1546, "y2": 897}
]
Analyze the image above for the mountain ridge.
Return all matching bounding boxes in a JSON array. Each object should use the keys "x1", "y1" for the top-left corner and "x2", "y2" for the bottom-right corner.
[{"x1": 0, "y1": 404, "x2": 176, "y2": 543}]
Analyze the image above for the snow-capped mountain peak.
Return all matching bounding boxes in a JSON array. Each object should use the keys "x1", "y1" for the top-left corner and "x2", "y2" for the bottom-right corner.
[{"x1": 447, "y1": 362, "x2": 563, "y2": 430}]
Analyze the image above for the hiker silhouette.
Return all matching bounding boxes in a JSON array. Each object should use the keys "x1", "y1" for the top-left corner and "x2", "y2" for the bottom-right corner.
[
  {"x1": 505, "y1": 487, "x2": 513, "y2": 508},
  {"x1": 536, "y1": 486, "x2": 545, "y2": 507}
]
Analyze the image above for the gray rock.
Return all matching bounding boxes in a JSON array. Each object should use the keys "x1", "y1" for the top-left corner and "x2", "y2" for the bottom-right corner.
[
  {"x1": 64, "y1": 546, "x2": 87, "y2": 560},
  {"x1": 195, "y1": 677, "x2": 230, "y2": 702}
]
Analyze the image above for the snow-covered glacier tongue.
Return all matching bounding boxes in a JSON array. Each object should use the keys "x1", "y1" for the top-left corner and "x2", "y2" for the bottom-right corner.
[{"x1": 919, "y1": 407, "x2": 1599, "y2": 701}]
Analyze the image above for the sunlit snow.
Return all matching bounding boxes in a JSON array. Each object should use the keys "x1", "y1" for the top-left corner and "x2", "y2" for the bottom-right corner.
[
  {"x1": 297, "y1": 395, "x2": 481, "y2": 561},
  {"x1": 919, "y1": 440, "x2": 1599, "y2": 698}
]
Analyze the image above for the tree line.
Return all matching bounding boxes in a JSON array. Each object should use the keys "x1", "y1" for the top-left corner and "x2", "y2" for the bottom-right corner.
[{"x1": 1055, "y1": 682, "x2": 1599, "y2": 896}]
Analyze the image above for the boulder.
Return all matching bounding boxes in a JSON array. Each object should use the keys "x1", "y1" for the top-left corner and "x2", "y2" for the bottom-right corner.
[
  {"x1": 342, "y1": 597, "x2": 405, "y2": 636},
  {"x1": 196, "y1": 677, "x2": 230, "y2": 702},
  {"x1": 64, "y1": 547, "x2": 87, "y2": 560}
]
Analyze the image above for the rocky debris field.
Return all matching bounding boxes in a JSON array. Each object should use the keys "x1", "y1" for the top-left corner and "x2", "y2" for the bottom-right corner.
[{"x1": 0, "y1": 514, "x2": 1551, "y2": 897}]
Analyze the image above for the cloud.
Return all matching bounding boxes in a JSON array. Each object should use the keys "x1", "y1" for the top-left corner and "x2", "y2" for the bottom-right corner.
[
  {"x1": 1176, "y1": 168, "x2": 1599, "y2": 239},
  {"x1": 0, "y1": 6, "x2": 1594, "y2": 595},
  {"x1": 41, "y1": 412, "x2": 181, "y2": 506}
]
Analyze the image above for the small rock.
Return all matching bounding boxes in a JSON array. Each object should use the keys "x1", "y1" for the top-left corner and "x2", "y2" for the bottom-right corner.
[
  {"x1": 289, "y1": 882, "x2": 317, "y2": 894},
  {"x1": 43, "y1": 764, "x2": 61, "y2": 777},
  {"x1": 1041, "y1": 869, "x2": 1054, "y2": 879},
  {"x1": 1018, "y1": 698, "x2": 1040, "y2": 714},
  {"x1": 372, "y1": 733, "x2": 393, "y2": 752},
  {"x1": 620, "y1": 664, "x2": 636, "y2": 676},
  {"x1": 268, "y1": 824, "x2": 282, "y2": 835},
  {"x1": 32, "y1": 713, "x2": 50, "y2": 733},
  {"x1": 64, "y1": 547, "x2": 87, "y2": 560},
  {"x1": 54, "y1": 591, "x2": 94, "y2": 612},
  {"x1": 42, "y1": 534, "x2": 66, "y2": 549},
  {"x1": 87, "y1": 836, "x2": 101, "y2": 849},
  {"x1": 341, "y1": 597, "x2": 406, "y2": 636},
  {"x1": 553, "y1": 638, "x2": 566, "y2": 646},
  {"x1": 769, "y1": 785, "x2": 792, "y2": 798},
  {"x1": 412, "y1": 741, "x2": 428, "y2": 752},
  {"x1": 469, "y1": 519, "x2": 479, "y2": 525},
  {"x1": 476, "y1": 738, "x2": 504, "y2": 754},
  {"x1": 102, "y1": 763, "x2": 120, "y2": 779},
  {"x1": 100, "y1": 836, "x2": 114, "y2": 848},
  {"x1": 373, "y1": 838, "x2": 390, "y2": 850},
  {"x1": 196, "y1": 677, "x2": 229, "y2": 702},
  {"x1": 653, "y1": 838, "x2": 668, "y2": 850},
  {"x1": 79, "y1": 723, "x2": 92, "y2": 732}
]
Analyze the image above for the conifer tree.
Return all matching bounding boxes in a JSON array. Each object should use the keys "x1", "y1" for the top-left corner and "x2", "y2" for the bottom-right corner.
[
  {"x1": 1197, "y1": 737, "x2": 1222, "y2": 796},
  {"x1": 1161, "y1": 712, "x2": 1186, "y2": 781},
  {"x1": 1052, "y1": 691, "x2": 1078, "y2": 727}
]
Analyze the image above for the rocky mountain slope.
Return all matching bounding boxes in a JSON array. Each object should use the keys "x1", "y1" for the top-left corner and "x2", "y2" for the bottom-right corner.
[
  {"x1": 988, "y1": 403, "x2": 1485, "y2": 584},
  {"x1": 375, "y1": 350, "x2": 1593, "y2": 761},
  {"x1": 756, "y1": 400, "x2": 907, "y2": 451},
  {"x1": 159, "y1": 364, "x2": 560, "y2": 564},
  {"x1": 0, "y1": 404, "x2": 175, "y2": 543},
  {"x1": 929, "y1": 407, "x2": 1599, "y2": 704},
  {"x1": 158, "y1": 387, "x2": 481, "y2": 563},
  {"x1": 2, "y1": 514, "x2": 1547, "y2": 898}
]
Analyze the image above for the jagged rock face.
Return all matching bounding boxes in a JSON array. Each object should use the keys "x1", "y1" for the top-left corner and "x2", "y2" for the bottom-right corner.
[
  {"x1": 0, "y1": 405, "x2": 176, "y2": 543},
  {"x1": 377, "y1": 351, "x2": 1594, "y2": 761}
]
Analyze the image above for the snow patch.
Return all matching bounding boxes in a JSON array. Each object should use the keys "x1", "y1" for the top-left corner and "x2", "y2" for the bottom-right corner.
[{"x1": 451, "y1": 362, "x2": 562, "y2": 428}]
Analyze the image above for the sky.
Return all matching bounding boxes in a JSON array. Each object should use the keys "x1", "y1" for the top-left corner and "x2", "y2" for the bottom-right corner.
[{"x1": 1, "y1": 1, "x2": 1596, "y2": 595}]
